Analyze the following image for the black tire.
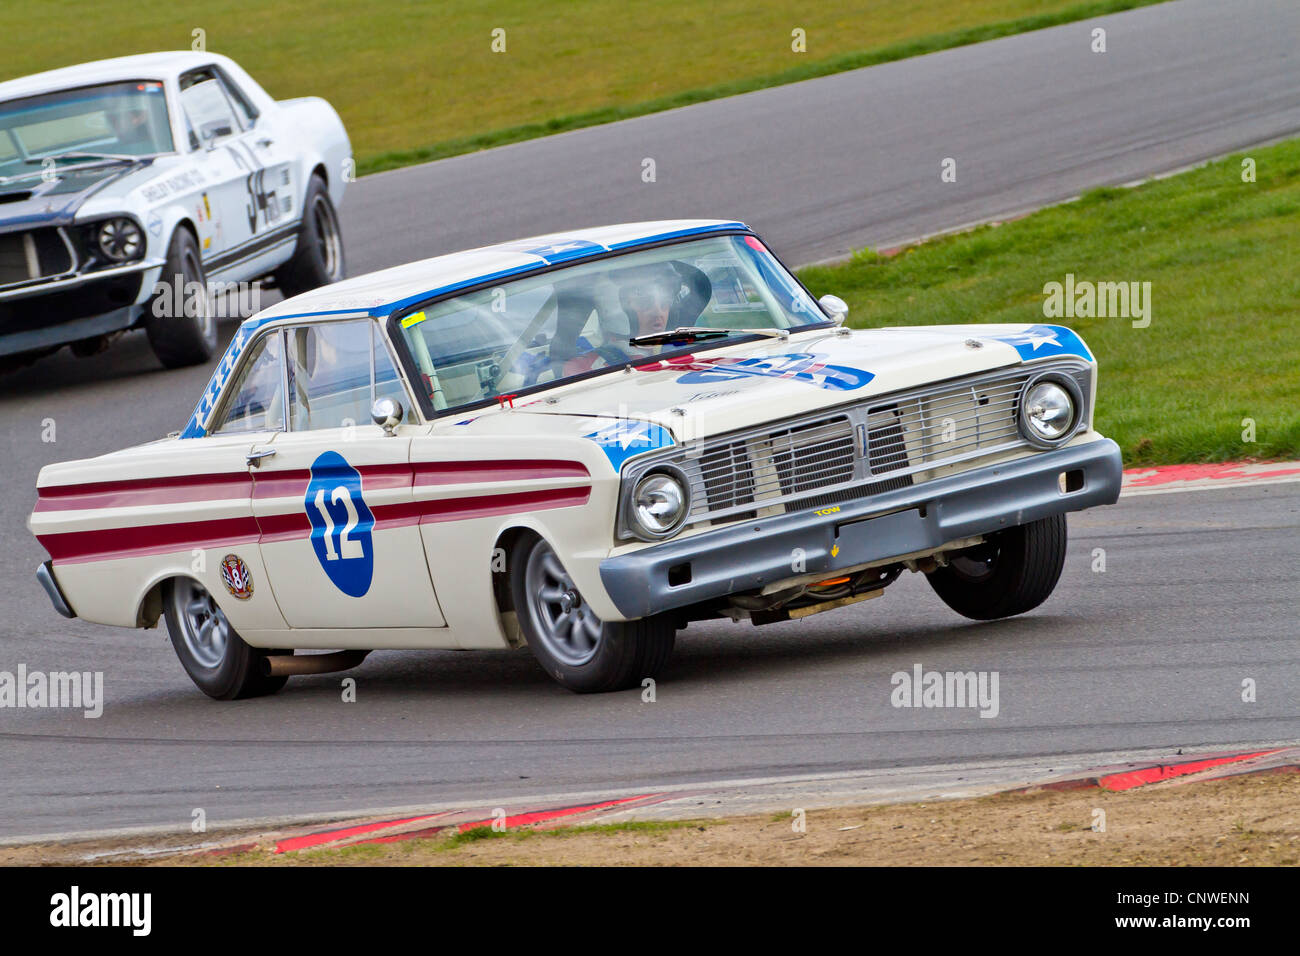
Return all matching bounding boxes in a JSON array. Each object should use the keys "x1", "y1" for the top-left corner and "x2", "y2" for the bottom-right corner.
[
  {"x1": 925, "y1": 514, "x2": 1068, "y2": 621},
  {"x1": 163, "y1": 578, "x2": 288, "y2": 700},
  {"x1": 145, "y1": 228, "x2": 217, "y2": 368},
  {"x1": 511, "y1": 535, "x2": 675, "y2": 693},
  {"x1": 273, "y1": 174, "x2": 344, "y2": 298}
]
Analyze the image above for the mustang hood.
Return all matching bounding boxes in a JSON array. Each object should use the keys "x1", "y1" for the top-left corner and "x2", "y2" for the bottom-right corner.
[
  {"x1": 486, "y1": 324, "x2": 1092, "y2": 444},
  {"x1": 0, "y1": 161, "x2": 146, "y2": 231}
]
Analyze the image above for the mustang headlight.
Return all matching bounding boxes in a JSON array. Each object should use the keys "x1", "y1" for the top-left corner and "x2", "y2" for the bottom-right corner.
[
  {"x1": 94, "y1": 217, "x2": 144, "y2": 263},
  {"x1": 629, "y1": 469, "x2": 689, "y2": 539},
  {"x1": 1018, "y1": 374, "x2": 1082, "y2": 447}
]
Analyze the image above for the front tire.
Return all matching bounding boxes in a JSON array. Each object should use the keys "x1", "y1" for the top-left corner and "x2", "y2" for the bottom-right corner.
[
  {"x1": 925, "y1": 514, "x2": 1068, "y2": 620},
  {"x1": 511, "y1": 536, "x2": 675, "y2": 693},
  {"x1": 163, "y1": 578, "x2": 288, "y2": 700},
  {"x1": 273, "y1": 174, "x2": 344, "y2": 298},
  {"x1": 145, "y1": 228, "x2": 216, "y2": 368}
]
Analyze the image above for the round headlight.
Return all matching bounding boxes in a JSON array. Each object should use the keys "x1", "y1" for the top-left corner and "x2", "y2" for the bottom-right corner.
[
  {"x1": 631, "y1": 471, "x2": 688, "y2": 537},
  {"x1": 1021, "y1": 380, "x2": 1077, "y2": 443},
  {"x1": 97, "y1": 218, "x2": 143, "y2": 262}
]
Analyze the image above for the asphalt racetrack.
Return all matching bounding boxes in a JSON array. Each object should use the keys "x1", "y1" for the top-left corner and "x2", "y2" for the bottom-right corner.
[{"x1": 0, "y1": 0, "x2": 1297, "y2": 838}]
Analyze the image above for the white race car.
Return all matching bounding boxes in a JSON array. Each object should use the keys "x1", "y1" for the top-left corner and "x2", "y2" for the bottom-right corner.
[
  {"x1": 0, "y1": 51, "x2": 350, "y2": 368},
  {"x1": 30, "y1": 220, "x2": 1123, "y2": 697}
]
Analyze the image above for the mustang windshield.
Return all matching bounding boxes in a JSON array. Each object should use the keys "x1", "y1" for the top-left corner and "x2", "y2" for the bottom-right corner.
[
  {"x1": 394, "y1": 234, "x2": 828, "y2": 413},
  {"x1": 0, "y1": 81, "x2": 173, "y2": 178}
]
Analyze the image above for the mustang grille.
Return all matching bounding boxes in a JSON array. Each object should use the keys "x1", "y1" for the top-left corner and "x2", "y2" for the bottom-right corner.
[
  {"x1": 627, "y1": 361, "x2": 1092, "y2": 531},
  {"x1": 0, "y1": 229, "x2": 76, "y2": 289}
]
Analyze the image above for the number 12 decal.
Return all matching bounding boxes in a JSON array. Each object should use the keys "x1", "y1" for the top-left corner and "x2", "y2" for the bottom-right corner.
[
  {"x1": 304, "y1": 451, "x2": 375, "y2": 597},
  {"x1": 313, "y1": 486, "x2": 364, "y2": 560}
]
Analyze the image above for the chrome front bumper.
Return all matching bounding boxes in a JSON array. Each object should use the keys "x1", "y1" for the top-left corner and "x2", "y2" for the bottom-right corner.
[{"x1": 598, "y1": 438, "x2": 1123, "y2": 619}]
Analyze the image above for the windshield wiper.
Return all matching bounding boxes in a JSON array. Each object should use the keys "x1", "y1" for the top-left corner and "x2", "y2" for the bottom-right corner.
[
  {"x1": 23, "y1": 151, "x2": 142, "y2": 166},
  {"x1": 628, "y1": 326, "x2": 791, "y2": 347}
]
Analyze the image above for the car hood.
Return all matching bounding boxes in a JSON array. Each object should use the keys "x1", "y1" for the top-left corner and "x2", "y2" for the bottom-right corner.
[
  {"x1": 452, "y1": 323, "x2": 1093, "y2": 448},
  {"x1": 0, "y1": 160, "x2": 149, "y2": 231}
]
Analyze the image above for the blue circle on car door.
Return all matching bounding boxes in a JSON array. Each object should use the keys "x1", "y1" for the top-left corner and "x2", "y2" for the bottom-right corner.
[{"x1": 304, "y1": 451, "x2": 375, "y2": 597}]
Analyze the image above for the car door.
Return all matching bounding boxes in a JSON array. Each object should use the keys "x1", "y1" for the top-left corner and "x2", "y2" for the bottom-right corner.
[
  {"x1": 215, "y1": 65, "x2": 300, "y2": 276},
  {"x1": 248, "y1": 317, "x2": 446, "y2": 629},
  {"x1": 170, "y1": 330, "x2": 296, "y2": 635},
  {"x1": 176, "y1": 69, "x2": 252, "y2": 269}
]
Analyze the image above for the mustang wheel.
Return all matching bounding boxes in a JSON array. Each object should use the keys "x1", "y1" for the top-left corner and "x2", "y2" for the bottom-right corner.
[
  {"x1": 925, "y1": 514, "x2": 1068, "y2": 621},
  {"x1": 511, "y1": 536, "x2": 674, "y2": 693},
  {"x1": 274, "y1": 174, "x2": 345, "y2": 298},
  {"x1": 163, "y1": 578, "x2": 288, "y2": 700},
  {"x1": 145, "y1": 228, "x2": 216, "y2": 368}
]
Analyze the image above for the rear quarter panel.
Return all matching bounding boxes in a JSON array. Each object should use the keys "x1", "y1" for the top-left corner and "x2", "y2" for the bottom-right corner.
[{"x1": 30, "y1": 436, "x2": 287, "y2": 634}]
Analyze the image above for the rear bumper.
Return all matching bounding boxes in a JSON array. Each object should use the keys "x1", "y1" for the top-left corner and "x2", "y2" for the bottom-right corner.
[
  {"x1": 598, "y1": 437, "x2": 1123, "y2": 619},
  {"x1": 36, "y1": 561, "x2": 76, "y2": 619}
]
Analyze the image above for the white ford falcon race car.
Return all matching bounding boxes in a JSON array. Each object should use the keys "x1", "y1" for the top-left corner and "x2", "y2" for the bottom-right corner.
[
  {"x1": 30, "y1": 220, "x2": 1123, "y2": 697},
  {"x1": 0, "y1": 52, "x2": 349, "y2": 368}
]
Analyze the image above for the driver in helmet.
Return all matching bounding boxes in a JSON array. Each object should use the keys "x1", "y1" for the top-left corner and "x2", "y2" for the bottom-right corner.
[
  {"x1": 562, "y1": 268, "x2": 680, "y2": 376},
  {"x1": 107, "y1": 104, "x2": 153, "y2": 153}
]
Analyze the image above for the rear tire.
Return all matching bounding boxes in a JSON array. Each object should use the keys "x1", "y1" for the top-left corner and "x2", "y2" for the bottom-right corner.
[
  {"x1": 925, "y1": 514, "x2": 1068, "y2": 620},
  {"x1": 163, "y1": 578, "x2": 288, "y2": 700},
  {"x1": 273, "y1": 174, "x2": 344, "y2": 298},
  {"x1": 145, "y1": 228, "x2": 217, "y2": 368},
  {"x1": 511, "y1": 536, "x2": 675, "y2": 693}
]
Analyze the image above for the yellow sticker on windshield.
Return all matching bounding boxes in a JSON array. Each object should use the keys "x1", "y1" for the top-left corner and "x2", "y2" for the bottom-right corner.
[{"x1": 400, "y1": 311, "x2": 427, "y2": 329}]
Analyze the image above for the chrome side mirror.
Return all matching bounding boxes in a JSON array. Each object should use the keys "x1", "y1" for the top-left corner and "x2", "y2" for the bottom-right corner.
[
  {"x1": 371, "y1": 397, "x2": 403, "y2": 436},
  {"x1": 818, "y1": 294, "x2": 849, "y2": 325}
]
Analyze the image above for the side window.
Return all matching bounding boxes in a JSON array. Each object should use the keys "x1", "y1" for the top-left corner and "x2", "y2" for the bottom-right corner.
[
  {"x1": 211, "y1": 333, "x2": 285, "y2": 434},
  {"x1": 178, "y1": 75, "x2": 239, "y2": 148},
  {"x1": 213, "y1": 67, "x2": 259, "y2": 130},
  {"x1": 373, "y1": 332, "x2": 408, "y2": 417},
  {"x1": 286, "y1": 320, "x2": 408, "y2": 431}
]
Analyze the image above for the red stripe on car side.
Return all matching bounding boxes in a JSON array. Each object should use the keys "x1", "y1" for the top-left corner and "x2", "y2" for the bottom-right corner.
[
  {"x1": 36, "y1": 460, "x2": 593, "y2": 563},
  {"x1": 34, "y1": 473, "x2": 253, "y2": 512},
  {"x1": 38, "y1": 488, "x2": 591, "y2": 562},
  {"x1": 416, "y1": 487, "x2": 591, "y2": 523},
  {"x1": 37, "y1": 517, "x2": 262, "y2": 563},
  {"x1": 412, "y1": 460, "x2": 589, "y2": 485}
]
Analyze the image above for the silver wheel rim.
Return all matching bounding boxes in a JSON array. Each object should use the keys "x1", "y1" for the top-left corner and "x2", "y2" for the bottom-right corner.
[
  {"x1": 310, "y1": 194, "x2": 343, "y2": 281},
  {"x1": 524, "y1": 541, "x2": 604, "y2": 667},
  {"x1": 172, "y1": 579, "x2": 231, "y2": 671}
]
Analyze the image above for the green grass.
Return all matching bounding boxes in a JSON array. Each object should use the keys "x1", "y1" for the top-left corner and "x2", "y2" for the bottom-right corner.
[
  {"x1": 798, "y1": 139, "x2": 1300, "y2": 466},
  {"x1": 1, "y1": 0, "x2": 1167, "y2": 175}
]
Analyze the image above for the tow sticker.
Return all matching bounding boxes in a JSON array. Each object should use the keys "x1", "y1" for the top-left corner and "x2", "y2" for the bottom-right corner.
[{"x1": 304, "y1": 451, "x2": 375, "y2": 597}]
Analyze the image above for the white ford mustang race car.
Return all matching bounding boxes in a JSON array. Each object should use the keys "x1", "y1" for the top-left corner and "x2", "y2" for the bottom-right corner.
[
  {"x1": 0, "y1": 51, "x2": 350, "y2": 368},
  {"x1": 30, "y1": 220, "x2": 1123, "y2": 697}
]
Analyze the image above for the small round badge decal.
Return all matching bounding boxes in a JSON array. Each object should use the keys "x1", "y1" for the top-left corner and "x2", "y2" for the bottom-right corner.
[{"x1": 219, "y1": 554, "x2": 255, "y2": 600}]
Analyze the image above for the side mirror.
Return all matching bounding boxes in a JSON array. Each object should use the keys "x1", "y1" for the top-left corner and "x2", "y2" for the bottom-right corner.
[
  {"x1": 371, "y1": 397, "x2": 403, "y2": 436},
  {"x1": 200, "y1": 120, "x2": 233, "y2": 149},
  {"x1": 818, "y1": 294, "x2": 849, "y2": 325}
]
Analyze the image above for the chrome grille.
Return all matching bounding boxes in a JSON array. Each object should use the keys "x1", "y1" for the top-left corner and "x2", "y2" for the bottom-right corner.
[
  {"x1": 621, "y1": 361, "x2": 1092, "y2": 533},
  {"x1": 866, "y1": 376, "x2": 1026, "y2": 477},
  {"x1": 689, "y1": 416, "x2": 855, "y2": 521}
]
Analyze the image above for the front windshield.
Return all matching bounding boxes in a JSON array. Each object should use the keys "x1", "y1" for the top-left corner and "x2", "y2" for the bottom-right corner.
[
  {"x1": 0, "y1": 80, "x2": 172, "y2": 178},
  {"x1": 394, "y1": 234, "x2": 828, "y2": 413}
]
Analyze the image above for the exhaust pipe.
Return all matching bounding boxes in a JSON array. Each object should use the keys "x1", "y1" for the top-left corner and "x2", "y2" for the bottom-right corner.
[{"x1": 262, "y1": 650, "x2": 370, "y2": 678}]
